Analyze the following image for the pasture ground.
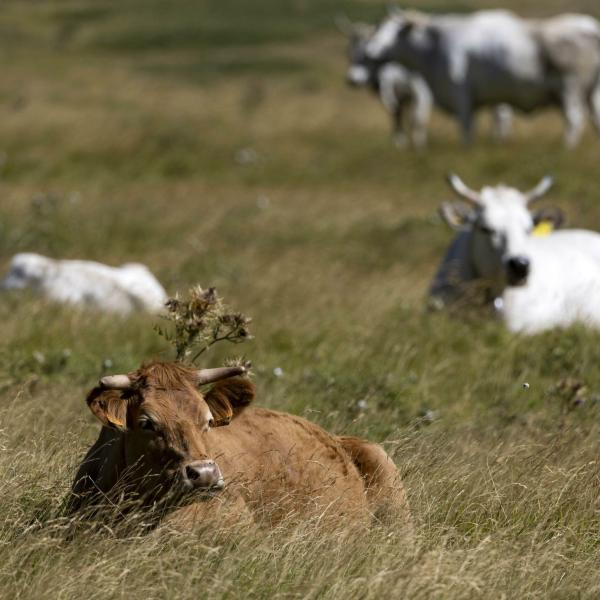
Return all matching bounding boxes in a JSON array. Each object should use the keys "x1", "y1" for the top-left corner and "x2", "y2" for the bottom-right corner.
[{"x1": 2, "y1": 1, "x2": 600, "y2": 598}]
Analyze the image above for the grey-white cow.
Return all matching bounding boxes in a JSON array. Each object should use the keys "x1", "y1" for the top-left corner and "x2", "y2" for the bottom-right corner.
[
  {"x1": 342, "y1": 19, "x2": 512, "y2": 147},
  {"x1": 429, "y1": 175, "x2": 600, "y2": 334},
  {"x1": 366, "y1": 9, "x2": 600, "y2": 147}
]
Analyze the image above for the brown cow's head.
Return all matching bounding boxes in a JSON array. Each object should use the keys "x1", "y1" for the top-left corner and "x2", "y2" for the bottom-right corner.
[{"x1": 86, "y1": 361, "x2": 254, "y2": 503}]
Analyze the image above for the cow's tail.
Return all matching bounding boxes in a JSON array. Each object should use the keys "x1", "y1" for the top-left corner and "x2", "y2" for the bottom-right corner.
[
  {"x1": 588, "y1": 30, "x2": 600, "y2": 133},
  {"x1": 337, "y1": 435, "x2": 412, "y2": 526}
]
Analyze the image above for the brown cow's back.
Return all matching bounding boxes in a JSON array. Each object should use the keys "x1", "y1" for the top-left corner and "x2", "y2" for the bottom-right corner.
[{"x1": 203, "y1": 407, "x2": 369, "y2": 525}]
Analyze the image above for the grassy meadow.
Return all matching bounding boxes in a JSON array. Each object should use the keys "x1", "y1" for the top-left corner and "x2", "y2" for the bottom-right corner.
[{"x1": 2, "y1": 0, "x2": 600, "y2": 597}]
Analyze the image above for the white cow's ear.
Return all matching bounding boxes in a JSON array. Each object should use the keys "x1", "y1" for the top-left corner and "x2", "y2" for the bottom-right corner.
[
  {"x1": 439, "y1": 201, "x2": 474, "y2": 230},
  {"x1": 353, "y1": 22, "x2": 376, "y2": 38},
  {"x1": 86, "y1": 387, "x2": 129, "y2": 430},
  {"x1": 532, "y1": 206, "x2": 565, "y2": 229}
]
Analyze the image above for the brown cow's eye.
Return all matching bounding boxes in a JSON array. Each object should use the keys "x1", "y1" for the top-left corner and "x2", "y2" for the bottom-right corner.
[{"x1": 139, "y1": 418, "x2": 156, "y2": 432}]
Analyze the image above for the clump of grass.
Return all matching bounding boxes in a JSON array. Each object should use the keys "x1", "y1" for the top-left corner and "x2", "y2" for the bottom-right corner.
[{"x1": 154, "y1": 285, "x2": 252, "y2": 364}]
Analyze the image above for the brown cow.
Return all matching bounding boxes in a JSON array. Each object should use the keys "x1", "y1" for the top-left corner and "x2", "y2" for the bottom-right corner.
[{"x1": 68, "y1": 361, "x2": 410, "y2": 529}]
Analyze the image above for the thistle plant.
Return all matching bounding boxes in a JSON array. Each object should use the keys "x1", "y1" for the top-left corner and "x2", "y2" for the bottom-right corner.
[{"x1": 154, "y1": 286, "x2": 252, "y2": 364}]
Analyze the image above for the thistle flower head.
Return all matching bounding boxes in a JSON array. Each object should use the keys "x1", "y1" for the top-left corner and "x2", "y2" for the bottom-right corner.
[{"x1": 155, "y1": 286, "x2": 252, "y2": 364}]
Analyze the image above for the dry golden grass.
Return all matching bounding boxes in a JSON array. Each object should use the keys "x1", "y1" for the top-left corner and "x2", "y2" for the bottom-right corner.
[{"x1": 2, "y1": 0, "x2": 600, "y2": 597}]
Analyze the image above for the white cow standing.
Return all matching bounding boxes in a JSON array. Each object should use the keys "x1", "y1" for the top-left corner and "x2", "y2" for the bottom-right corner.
[
  {"x1": 341, "y1": 19, "x2": 512, "y2": 147},
  {"x1": 366, "y1": 9, "x2": 600, "y2": 147},
  {"x1": 429, "y1": 176, "x2": 600, "y2": 334},
  {"x1": 1, "y1": 253, "x2": 168, "y2": 315}
]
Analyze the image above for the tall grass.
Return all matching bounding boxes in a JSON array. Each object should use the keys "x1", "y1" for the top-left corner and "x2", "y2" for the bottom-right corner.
[{"x1": 1, "y1": 0, "x2": 600, "y2": 597}]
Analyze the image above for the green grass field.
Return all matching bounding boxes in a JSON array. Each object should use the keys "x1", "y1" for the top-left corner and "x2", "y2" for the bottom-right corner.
[{"x1": 2, "y1": 1, "x2": 600, "y2": 597}]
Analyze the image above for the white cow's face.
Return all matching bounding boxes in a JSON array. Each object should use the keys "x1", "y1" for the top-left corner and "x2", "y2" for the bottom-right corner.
[
  {"x1": 1, "y1": 253, "x2": 50, "y2": 290},
  {"x1": 344, "y1": 25, "x2": 377, "y2": 87},
  {"x1": 441, "y1": 175, "x2": 555, "y2": 289},
  {"x1": 471, "y1": 187, "x2": 534, "y2": 286}
]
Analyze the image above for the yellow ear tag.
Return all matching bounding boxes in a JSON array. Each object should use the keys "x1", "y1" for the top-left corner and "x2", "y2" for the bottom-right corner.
[{"x1": 532, "y1": 221, "x2": 553, "y2": 237}]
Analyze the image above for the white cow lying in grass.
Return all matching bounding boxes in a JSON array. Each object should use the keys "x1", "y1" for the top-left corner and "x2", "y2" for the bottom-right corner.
[
  {"x1": 429, "y1": 175, "x2": 600, "y2": 333},
  {"x1": 1, "y1": 253, "x2": 167, "y2": 314}
]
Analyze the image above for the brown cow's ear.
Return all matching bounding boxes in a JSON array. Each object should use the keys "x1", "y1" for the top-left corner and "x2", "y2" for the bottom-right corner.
[
  {"x1": 204, "y1": 377, "x2": 256, "y2": 427},
  {"x1": 86, "y1": 386, "x2": 129, "y2": 430}
]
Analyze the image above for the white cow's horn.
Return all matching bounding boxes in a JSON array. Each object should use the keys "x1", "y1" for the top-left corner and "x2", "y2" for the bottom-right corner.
[
  {"x1": 194, "y1": 363, "x2": 250, "y2": 385},
  {"x1": 447, "y1": 173, "x2": 482, "y2": 205},
  {"x1": 335, "y1": 14, "x2": 354, "y2": 36},
  {"x1": 524, "y1": 175, "x2": 554, "y2": 204},
  {"x1": 100, "y1": 374, "x2": 132, "y2": 389}
]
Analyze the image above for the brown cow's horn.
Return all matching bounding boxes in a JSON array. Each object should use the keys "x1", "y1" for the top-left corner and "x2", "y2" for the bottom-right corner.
[
  {"x1": 194, "y1": 363, "x2": 250, "y2": 385},
  {"x1": 524, "y1": 175, "x2": 554, "y2": 205},
  {"x1": 447, "y1": 173, "x2": 482, "y2": 205},
  {"x1": 100, "y1": 374, "x2": 132, "y2": 389}
]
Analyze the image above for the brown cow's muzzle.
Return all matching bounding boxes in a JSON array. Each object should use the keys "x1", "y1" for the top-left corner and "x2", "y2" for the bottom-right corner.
[{"x1": 182, "y1": 460, "x2": 224, "y2": 492}]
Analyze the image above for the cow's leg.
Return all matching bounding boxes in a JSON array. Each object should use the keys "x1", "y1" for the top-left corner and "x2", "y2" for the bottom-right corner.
[
  {"x1": 562, "y1": 83, "x2": 586, "y2": 148},
  {"x1": 408, "y1": 77, "x2": 432, "y2": 149},
  {"x1": 587, "y1": 84, "x2": 600, "y2": 136},
  {"x1": 379, "y1": 85, "x2": 407, "y2": 149},
  {"x1": 337, "y1": 436, "x2": 411, "y2": 527},
  {"x1": 409, "y1": 98, "x2": 428, "y2": 149},
  {"x1": 391, "y1": 104, "x2": 408, "y2": 149},
  {"x1": 454, "y1": 86, "x2": 474, "y2": 145},
  {"x1": 492, "y1": 104, "x2": 513, "y2": 141}
]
